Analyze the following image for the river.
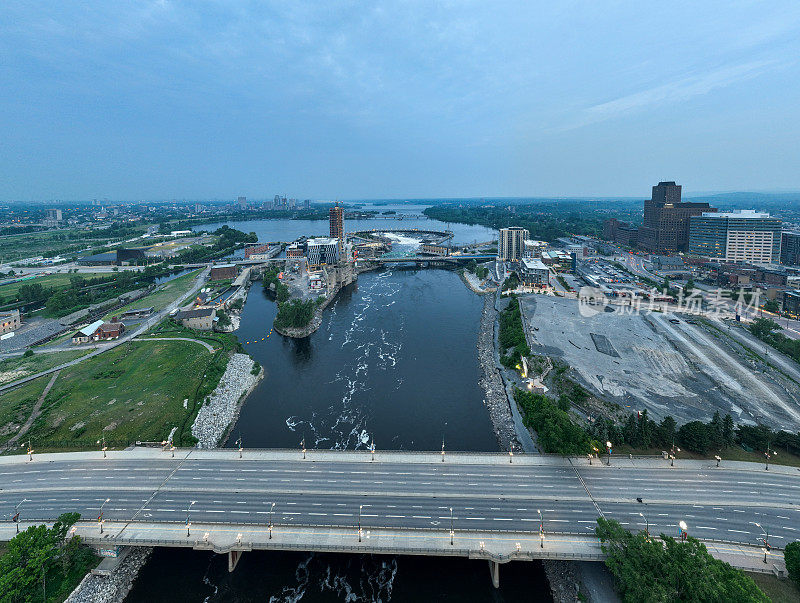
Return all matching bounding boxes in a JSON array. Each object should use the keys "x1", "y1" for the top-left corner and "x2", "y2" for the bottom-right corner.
[{"x1": 126, "y1": 211, "x2": 551, "y2": 601}]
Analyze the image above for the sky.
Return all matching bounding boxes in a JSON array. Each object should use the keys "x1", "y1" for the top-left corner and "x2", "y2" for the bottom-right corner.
[{"x1": 2, "y1": 1, "x2": 800, "y2": 202}]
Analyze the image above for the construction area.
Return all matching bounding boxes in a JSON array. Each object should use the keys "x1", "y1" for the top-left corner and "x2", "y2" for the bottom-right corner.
[{"x1": 519, "y1": 296, "x2": 800, "y2": 431}]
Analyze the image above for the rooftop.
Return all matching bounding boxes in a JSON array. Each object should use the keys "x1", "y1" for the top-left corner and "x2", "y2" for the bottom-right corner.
[
  {"x1": 700, "y1": 210, "x2": 772, "y2": 219},
  {"x1": 175, "y1": 308, "x2": 216, "y2": 319},
  {"x1": 307, "y1": 237, "x2": 338, "y2": 246}
]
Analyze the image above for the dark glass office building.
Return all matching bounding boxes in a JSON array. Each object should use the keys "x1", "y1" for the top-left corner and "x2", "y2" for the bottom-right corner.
[{"x1": 689, "y1": 211, "x2": 782, "y2": 263}]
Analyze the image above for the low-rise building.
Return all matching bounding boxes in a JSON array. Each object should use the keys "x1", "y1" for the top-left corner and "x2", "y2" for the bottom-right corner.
[
  {"x1": 174, "y1": 308, "x2": 216, "y2": 330},
  {"x1": 286, "y1": 244, "x2": 304, "y2": 258},
  {"x1": 71, "y1": 319, "x2": 105, "y2": 344},
  {"x1": 783, "y1": 290, "x2": 800, "y2": 316},
  {"x1": 0, "y1": 309, "x2": 21, "y2": 335},
  {"x1": 244, "y1": 243, "x2": 269, "y2": 259},
  {"x1": 420, "y1": 243, "x2": 449, "y2": 256},
  {"x1": 210, "y1": 264, "x2": 238, "y2": 280},
  {"x1": 116, "y1": 307, "x2": 154, "y2": 321},
  {"x1": 95, "y1": 322, "x2": 125, "y2": 340},
  {"x1": 520, "y1": 258, "x2": 550, "y2": 287}
]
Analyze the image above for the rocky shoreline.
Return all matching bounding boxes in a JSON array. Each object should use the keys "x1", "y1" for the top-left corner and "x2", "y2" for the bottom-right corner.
[
  {"x1": 477, "y1": 293, "x2": 520, "y2": 450},
  {"x1": 64, "y1": 548, "x2": 152, "y2": 603},
  {"x1": 273, "y1": 281, "x2": 342, "y2": 338},
  {"x1": 192, "y1": 353, "x2": 262, "y2": 448}
]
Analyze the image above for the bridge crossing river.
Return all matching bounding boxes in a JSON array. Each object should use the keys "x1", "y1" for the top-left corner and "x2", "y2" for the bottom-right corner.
[{"x1": 1, "y1": 449, "x2": 795, "y2": 582}]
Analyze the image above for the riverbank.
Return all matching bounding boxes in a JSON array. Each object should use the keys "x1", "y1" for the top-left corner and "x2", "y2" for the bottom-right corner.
[
  {"x1": 65, "y1": 547, "x2": 152, "y2": 603},
  {"x1": 460, "y1": 268, "x2": 496, "y2": 295},
  {"x1": 192, "y1": 353, "x2": 263, "y2": 448},
  {"x1": 273, "y1": 276, "x2": 347, "y2": 338},
  {"x1": 477, "y1": 293, "x2": 519, "y2": 450}
]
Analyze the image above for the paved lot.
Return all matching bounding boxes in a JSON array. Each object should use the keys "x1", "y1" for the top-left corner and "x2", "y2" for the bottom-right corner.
[{"x1": 520, "y1": 296, "x2": 800, "y2": 430}]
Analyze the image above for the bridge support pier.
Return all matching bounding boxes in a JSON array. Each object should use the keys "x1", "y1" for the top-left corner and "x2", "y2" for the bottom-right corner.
[
  {"x1": 488, "y1": 560, "x2": 500, "y2": 589},
  {"x1": 228, "y1": 550, "x2": 243, "y2": 573}
]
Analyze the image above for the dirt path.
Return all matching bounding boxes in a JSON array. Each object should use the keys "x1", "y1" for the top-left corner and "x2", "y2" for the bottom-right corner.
[
  {"x1": 132, "y1": 337, "x2": 215, "y2": 353},
  {"x1": 5, "y1": 369, "x2": 60, "y2": 447}
]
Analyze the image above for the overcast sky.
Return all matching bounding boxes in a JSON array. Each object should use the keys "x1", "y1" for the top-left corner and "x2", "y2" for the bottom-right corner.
[{"x1": 2, "y1": 1, "x2": 800, "y2": 201}]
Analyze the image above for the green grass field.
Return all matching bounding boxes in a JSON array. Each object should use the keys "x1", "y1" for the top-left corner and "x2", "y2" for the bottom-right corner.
[
  {"x1": 0, "y1": 272, "x2": 105, "y2": 300},
  {"x1": 13, "y1": 334, "x2": 235, "y2": 450},
  {"x1": 101, "y1": 269, "x2": 201, "y2": 321},
  {"x1": 747, "y1": 572, "x2": 800, "y2": 603},
  {"x1": 0, "y1": 378, "x2": 50, "y2": 444},
  {"x1": 0, "y1": 350, "x2": 90, "y2": 385}
]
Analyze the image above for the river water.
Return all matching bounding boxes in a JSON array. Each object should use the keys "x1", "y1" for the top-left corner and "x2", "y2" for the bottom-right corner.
[{"x1": 126, "y1": 210, "x2": 551, "y2": 601}]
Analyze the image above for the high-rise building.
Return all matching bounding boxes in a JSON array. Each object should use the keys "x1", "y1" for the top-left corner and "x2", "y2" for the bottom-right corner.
[
  {"x1": 497, "y1": 227, "x2": 529, "y2": 262},
  {"x1": 781, "y1": 231, "x2": 800, "y2": 266},
  {"x1": 637, "y1": 181, "x2": 715, "y2": 253},
  {"x1": 689, "y1": 210, "x2": 782, "y2": 263},
  {"x1": 237, "y1": 196, "x2": 247, "y2": 209},
  {"x1": 329, "y1": 204, "x2": 345, "y2": 255}
]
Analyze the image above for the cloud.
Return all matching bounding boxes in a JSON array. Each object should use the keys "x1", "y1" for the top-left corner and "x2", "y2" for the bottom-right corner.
[{"x1": 564, "y1": 59, "x2": 783, "y2": 130}]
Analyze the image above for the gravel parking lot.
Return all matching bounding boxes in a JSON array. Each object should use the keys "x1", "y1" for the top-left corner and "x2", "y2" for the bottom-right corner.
[{"x1": 520, "y1": 295, "x2": 800, "y2": 430}]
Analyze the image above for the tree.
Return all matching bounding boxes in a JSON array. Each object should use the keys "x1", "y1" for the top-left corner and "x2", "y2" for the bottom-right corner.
[
  {"x1": 658, "y1": 416, "x2": 677, "y2": 448},
  {"x1": 684, "y1": 278, "x2": 694, "y2": 294},
  {"x1": 722, "y1": 414, "x2": 735, "y2": 447},
  {"x1": 709, "y1": 411, "x2": 724, "y2": 450},
  {"x1": 763, "y1": 299, "x2": 779, "y2": 313},
  {"x1": 595, "y1": 518, "x2": 768, "y2": 603},
  {"x1": 678, "y1": 421, "x2": 711, "y2": 454},
  {"x1": 785, "y1": 541, "x2": 800, "y2": 588}
]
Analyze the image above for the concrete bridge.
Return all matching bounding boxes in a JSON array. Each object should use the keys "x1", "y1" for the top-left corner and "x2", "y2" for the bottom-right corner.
[
  {"x1": 1, "y1": 449, "x2": 793, "y2": 586},
  {"x1": 366, "y1": 254, "x2": 496, "y2": 265},
  {"x1": 351, "y1": 228, "x2": 454, "y2": 240}
]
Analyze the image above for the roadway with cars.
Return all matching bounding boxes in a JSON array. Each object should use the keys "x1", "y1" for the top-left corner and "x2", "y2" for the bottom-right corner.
[{"x1": 2, "y1": 449, "x2": 797, "y2": 557}]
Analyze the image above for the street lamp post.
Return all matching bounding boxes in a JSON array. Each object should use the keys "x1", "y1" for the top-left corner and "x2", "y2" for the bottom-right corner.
[
  {"x1": 441, "y1": 439, "x2": 445, "y2": 462},
  {"x1": 358, "y1": 505, "x2": 363, "y2": 542},
  {"x1": 670, "y1": 440, "x2": 681, "y2": 467},
  {"x1": 639, "y1": 512, "x2": 649, "y2": 538},
  {"x1": 606, "y1": 441, "x2": 612, "y2": 466},
  {"x1": 764, "y1": 444, "x2": 776, "y2": 470},
  {"x1": 186, "y1": 500, "x2": 196, "y2": 537},
  {"x1": 26, "y1": 439, "x2": 33, "y2": 461},
  {"x1": 268, "y1": 502, "x2": 275, "y2": 540},
  {"x1": 301, "y1": 438, "x2": 306, "y2": 460},
  {"x1": 98, "y1": 435, "x2": 107, "y2": 458},
  {"x1": 237, "y1": 433, "x2": 243, "y2": 459},
  {"x1": 679, "y1": 520, "x2": 688, "y2": 542},
  {"x1": 509, "y1": 445, "x2": 513, "y2": 464},
  {"x1": 370, "y1": 441, "x2": 375, "y2": 462},
  {"x1": 449, "y1": 507, "x2": 454, "y2": 546},
  {"x1": 99, "y1": 498, "x2": 110, "y2": 534},
  {"x1": 752, "y1": 522, "x2": 770, "y2": 564},
  {"x1": 13, "y1": 499, "x2": 30, "y2": 534},
  {"x1": 538, "y1": 509, "x2": 544, "y2": 548},
  {"x1": 714, "y1": 455, "x2": 721, "y2": 468}
]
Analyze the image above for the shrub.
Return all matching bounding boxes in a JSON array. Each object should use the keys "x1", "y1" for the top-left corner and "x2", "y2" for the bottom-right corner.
[{"x1": 786, "y1": 541, "x2": 800, "y2": 587}]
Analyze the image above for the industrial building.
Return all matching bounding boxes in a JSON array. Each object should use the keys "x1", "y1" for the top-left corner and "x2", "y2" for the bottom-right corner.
[
  {"x1": 174, "y1": 308, "x2": 217, "y2": 330},
  {"x1": 210, "y1": 264, "x2": 238, "y2": 280},
  {"x1": 689, "y1": 210, "x2": 782, "y2": 263},
  {"x1": 77, "y1": 248, "x2": 147, "y2": 266}
]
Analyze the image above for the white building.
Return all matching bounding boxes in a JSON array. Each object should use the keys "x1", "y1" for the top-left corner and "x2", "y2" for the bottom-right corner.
[
  {"x1": 306, "y1": 237, "x2": 340, "y2": 267},
  {"x1": 524, "y1": 240, "x2": 548, "y2": 258},
  {"x1": 498, "y1": 227, "x2": 530, "y2": 262},
  {"x1": 689, "y1": 210, "x2": 782, "y2": 264},
  {"x1": 520, "y1": 258, "x2": 550, "y2": 287}
]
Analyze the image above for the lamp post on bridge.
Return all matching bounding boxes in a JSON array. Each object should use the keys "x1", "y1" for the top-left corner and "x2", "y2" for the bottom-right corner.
[
  {"x1": 764, "y1": 443, "x2": 776, "y2": 470},
  {"x1": 538, "y1": 509, "x2": 544, "y2": 548},
  {"x1": 678, "y1": 520, "x2": 688, "y2": 542},
  {"x1": 669, "y1": 440, "x2": 680, "y2": 467},
  {"x1": 752, "y1": 522, "x2": 770, "y2": 564},
  {"x1": 449, "y1": 507, "x2": 454, "y2": 546},
  {"x1": 639, "y1": 512, "x2": 649, "y2": 538},
  {"x1": 26, "y1": 439, "x2": 33, "y2": 462},
  {"x1": 301, "y1": 437, "x2": 306, "y2": 460},
  {"x1": 236, "y1": 433, "x2": 243, "y2": 459},
  {"x1": 370, "y1": 441, "x2": 375, "y2": 462},
  {"x1": 358, "y1": 505, "x2": 363, "y2": 543},
  {"x1": 98, "y1": 435, "x2": 107, "y2": 458},
  {"x1": 606, "y1": 441, "x2": 612, "y2": 466},
  {"x1": 98, "y1": 498, "x2": 110, "y2": 534},
  {"x1": 186, "y1": 500, "x2": 196, "y2": 537},
  {"x1": 268, "y1": 502, "x2": 275, "y2": 540},
  {"x1": 441, "y1": 438, "x2": 445, "y2": 462},
  {"x1": 509, "y1": 445, "x2": 513, "y2": 464},
  {"x1": 13, "y1": 499, "x2": 30, "y2": 534}
]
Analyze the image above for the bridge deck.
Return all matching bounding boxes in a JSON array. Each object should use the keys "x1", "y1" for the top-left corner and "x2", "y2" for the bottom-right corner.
[{"x1": 0, "y1": 449, "x2": 794, "y2": 572}]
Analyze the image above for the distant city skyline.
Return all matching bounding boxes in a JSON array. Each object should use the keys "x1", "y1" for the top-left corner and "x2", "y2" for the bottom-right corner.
[{"x1": 2, "y1": 2, "x2": 800, "y2": 201}]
